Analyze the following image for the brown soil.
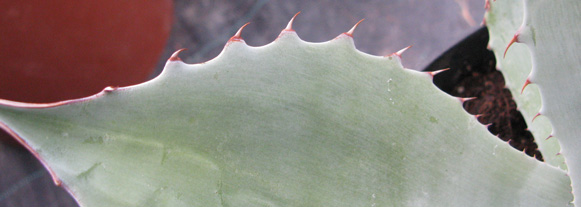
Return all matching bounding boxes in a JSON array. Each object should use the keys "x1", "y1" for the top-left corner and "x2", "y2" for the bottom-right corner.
[
  {"x1": 454, "y1": 69, "x2": 542, "y2": 160},
  {"x1": 425, "y1": 27, "x2": 542, "y2": 161}
]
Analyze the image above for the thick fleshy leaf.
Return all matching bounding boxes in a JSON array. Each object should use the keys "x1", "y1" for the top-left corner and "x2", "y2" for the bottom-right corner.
[
  {"x1": 488, "y1": 0, "x2": 581, "y2": 205},
  {"x1": 485, "y1": 0, "x2": 564, "y2": 169},
  {"x1": 0, "y1": 28, "x2": 572, "y2": 206}
]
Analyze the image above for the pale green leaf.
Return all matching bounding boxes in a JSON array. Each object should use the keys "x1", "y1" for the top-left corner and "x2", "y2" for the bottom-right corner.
[
  {"x1": 0, "y1": 29, "x2": 572, "y2": 206},
  {"x1": 489, "y1": 0, "x2": 581, "y2": 205}
]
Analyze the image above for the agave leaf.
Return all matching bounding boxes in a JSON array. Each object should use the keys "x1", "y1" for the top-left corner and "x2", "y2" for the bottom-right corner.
[
  {"x1": 489, "y1": 0, "x2": 581, "y2": 204},
  {"x1": 485, "y1": 0, "x2": 565, "y2": 169},
  {"x1": 0, "y1": 24, "x2": 572, "y2": 206}
]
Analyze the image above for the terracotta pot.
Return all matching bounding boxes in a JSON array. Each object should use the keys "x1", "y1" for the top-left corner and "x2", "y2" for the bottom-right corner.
[
  {"x1": 0, "y1": 1, "x2": 173, "y2": 206},
  {"x1": 0, "y1": 1, "x2": 173, "y2": 145},
  {"x1": 0, "y1": 0, "x2": 173, "y2": 103}
]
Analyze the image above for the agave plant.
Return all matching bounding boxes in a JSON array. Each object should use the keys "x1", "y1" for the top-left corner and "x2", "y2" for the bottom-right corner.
[{"x1": 0, "y1": 0, "x2": 579, "y2": 206}]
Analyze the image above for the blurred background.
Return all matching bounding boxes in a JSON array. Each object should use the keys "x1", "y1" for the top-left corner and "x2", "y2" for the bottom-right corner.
[{"x1": 0, "y1": 0, "x2": 483, "y2": 206}]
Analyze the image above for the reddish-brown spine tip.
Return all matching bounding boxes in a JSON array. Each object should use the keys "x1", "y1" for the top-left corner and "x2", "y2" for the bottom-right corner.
[
  {"x1": 169, "y1": 48, "x2": 187, "y2": 62},
  {"x1": 284, "y1": 12, "x2": 301, "y2": 31},
  {"x1": 546, "y1": 134, "x2": 554, "y2": 140},
  {"x1": 55, "y1": 179, "x2": 63, "y2": 186},
  {"x1": 103, "y1": 86, "x2": 117, "y2": 93},
  {"x1": 532, "y1": 113, "x2": 541, "y2": 122},
  {"x1": 458, "y1": 97, "x2": 476, "y2": 103},
  {"x1": 504, "y1": 33, "x2": 519, "y2": 58},
  {"x1": 392, "y1": 45, "x2": 412, "y2": 58},
  {"x1": 345, "y1": 19, "x2": 365, "y2": 37},
  {"x1": 427, "y1": 68, "x2": 449, "y2": 77},
  {"x1": 520, "y1": 78, "x2": 531, "y2": 94},
  {"x1": 230, "y1": 22, "x2": 251, "y2": 42},
  {"x1": 485, "y1": 0, "x2": 491, "y2": 10}
]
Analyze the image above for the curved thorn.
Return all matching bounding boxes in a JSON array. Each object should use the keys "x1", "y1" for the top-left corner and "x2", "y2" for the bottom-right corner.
[
  {"x1": 532, "y1": 113, "x2": 541, "y2": 122},
  {"x1": 427, "y1": 68, "x2": 450, "y2": 77},
  {"x1": 345, "y1": 19, "x2": 365, "y2": 37},
  {"x1": 546, "y1": 134, "x2": 554, "y2": 140},
  {"x1": 485, "y1": 0, "x2": 491, "y2": 10},
  {"x1": 285, "y1": 12, "x2": 301, "y2": 31},
  {"x1": 103, "y1": 86, "x2": 117, "y2": 93},
  {"x1": 457, "y1": 0, "x2": 476, "y2": 26},
  {"x1": 520, "y1": 78, "x2": 532, "y2": 94},
  {"x1": 168, "y1": 48, "x2": 187, "y2": 62},
  {"x1": 230, "y1": 22, "x2": 251, "y2": 42},
  {"x1": 504, "y1": 33, "x2": 519, "y2": 58},
  {"x1": 459, "y1": 97, "x2": 476, "y2": 103},
  {"x1": 393, "y1": 45, "x2": 413, "y2": 58}
]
